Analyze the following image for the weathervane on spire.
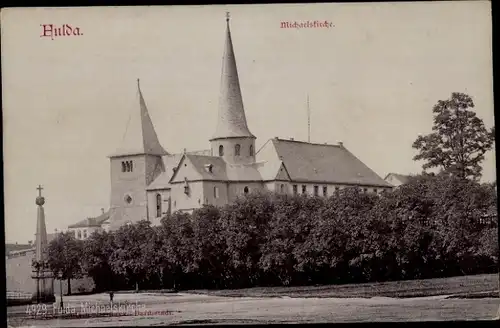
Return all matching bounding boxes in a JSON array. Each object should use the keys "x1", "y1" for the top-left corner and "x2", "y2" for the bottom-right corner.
[
  {"x1": 226, "y1": 11, "x2": 230, "y2": 22},
  {"x1": 137, "y1": 78, "x2": 140, "y2": 88}
]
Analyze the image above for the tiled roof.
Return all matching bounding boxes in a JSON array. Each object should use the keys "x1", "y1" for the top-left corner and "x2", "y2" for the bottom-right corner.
[
  {"x1": 147, "y1": 151, "x2": 213, "y2": 191},
  {"x1": 169, "y1": 154, "x2": 277, "y2": 182},
  {"x1": 255, "y1": 160, "x2": 286, "y2": 181},
  {"x1": 384, "y1": 173, "x2": 411, "y2": 184},
  {"x1": 264, "y1": 138, "x2": 392, "y2": 187},
  {"x1": 68, "y1": 210, "x2": 110, "y2": 229},
  {"x1": 185, "y1": 155, "x2": 228, "y2": 180},
  {"x1": 148, "y1": 139, "x2": 390, "y2": 187},
  {"x1": 146, "y1": 154, "x2": 184, "y2": 190}
]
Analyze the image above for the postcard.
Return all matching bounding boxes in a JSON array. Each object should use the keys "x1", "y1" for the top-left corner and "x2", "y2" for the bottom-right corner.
[{"x1": 2, "y1": 2, "x2": 498, "y2": 326}]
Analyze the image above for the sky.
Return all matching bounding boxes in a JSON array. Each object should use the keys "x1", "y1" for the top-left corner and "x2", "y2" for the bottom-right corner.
[{"x1": 2, "y1": 2, "x2": 495, "y2": 243}]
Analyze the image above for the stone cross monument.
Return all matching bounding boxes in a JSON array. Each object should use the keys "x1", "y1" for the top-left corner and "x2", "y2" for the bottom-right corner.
[{"x1": 31, "y1": 184, "x2": 55, "y2": 303}]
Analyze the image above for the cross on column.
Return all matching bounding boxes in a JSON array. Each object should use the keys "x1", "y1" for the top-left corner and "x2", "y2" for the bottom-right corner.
[{"x1": 37, "y1": 185, "x2": 43, "y2": 197}]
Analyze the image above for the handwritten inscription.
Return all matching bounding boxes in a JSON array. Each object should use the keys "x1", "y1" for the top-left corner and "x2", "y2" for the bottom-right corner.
[
  {"x1": 280, "y1": 21, "x2": 334, "y2": 29},
  {"x1": 40, "y1": 24, "x2": 82, "y2": 40}
]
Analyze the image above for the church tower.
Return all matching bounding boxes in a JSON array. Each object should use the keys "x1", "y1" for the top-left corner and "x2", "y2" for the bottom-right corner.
[
  {"x1": 108, "y1": 79, "x2": 167, "y2": 230},
  {"x1": 210, "y1": 13, "x2": 256, "y2": 165}
]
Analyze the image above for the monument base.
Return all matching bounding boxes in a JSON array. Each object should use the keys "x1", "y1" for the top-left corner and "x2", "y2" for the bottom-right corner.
[
  {"x1": 31, "y1": 292, "x2": 56, "y2": 304},
  {"x1": 32, "y1": 270, "x2": 55, "y2": 304}
]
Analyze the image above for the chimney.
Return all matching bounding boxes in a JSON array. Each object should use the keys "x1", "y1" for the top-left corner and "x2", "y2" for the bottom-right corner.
[
  {"x1": 290, "y1": 137, "x2": 294, "y2": 141},
  {"x1": 338, "y1": 141, "x2": 343, "y2": 147},
  {"x1": 101, "y1": 208, "x2": 105, "y2": 214}
]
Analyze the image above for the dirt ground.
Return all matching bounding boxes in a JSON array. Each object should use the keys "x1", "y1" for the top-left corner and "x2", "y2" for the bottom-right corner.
[{"x1": 7, "y1": 292, "x2": 500, "y2": 327}]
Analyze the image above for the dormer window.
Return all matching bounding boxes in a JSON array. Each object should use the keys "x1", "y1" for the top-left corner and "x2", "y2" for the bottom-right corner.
[
  {"x1": 205, "y1": 164, "x2": 213, "y2": 173},
  {"x1": 249, "y1": 145, "x2": 254, "y2": 156},
  {"x1": 235, "y1": 144, "x2": 241, "y2": 156},
  {"x1": 219, "y1": 145, "x2": 224, "y2": 156},
  {"x1": 244, "y1": 186, "x2": 249, "y2": 194}
]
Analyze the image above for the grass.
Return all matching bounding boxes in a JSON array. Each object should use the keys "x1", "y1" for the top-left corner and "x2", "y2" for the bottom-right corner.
[{"x1": 186, "y1": 273, "x2": 500, "y2": 299}]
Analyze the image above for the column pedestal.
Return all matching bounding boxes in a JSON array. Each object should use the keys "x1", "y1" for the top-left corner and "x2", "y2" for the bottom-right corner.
[{"x1": 31, "y1": 269, "x2": 55, "y2": 304}]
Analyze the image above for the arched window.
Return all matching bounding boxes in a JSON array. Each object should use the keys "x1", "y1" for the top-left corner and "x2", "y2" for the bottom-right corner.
[
  {"x1": 121, "y1": 162, "x2": 126, "y2": 172},
  {"x1": 77, "y1": 230, "x2": 82, "y2": 239},
  {"x1": 235, "y1": 144, "x2": 241, "y2": 156},
  {"x1": 280, "y1": 184, "x2": 285, "y2": 193},
  {"x1": 156, "y1": 193, "x2": 162, "y2": 218},
  {"x1": 214, "y1": 186, "x2": 219, "y2": 198},
  {"x1": 83, "y1": 230, "x2": 87, "y2": 239},
  {"x1": 129, "y1": 161, "x2": 133, "y2": 172},
  {"x1": 249, "y1": 145, "x2": 254, "y2": 156},
  {"x1": 219, "y1": 145, "x2": 224, "y2": 156},
  {"x1": 244, "y1": 186, "x2": 249, "y2": 194}
]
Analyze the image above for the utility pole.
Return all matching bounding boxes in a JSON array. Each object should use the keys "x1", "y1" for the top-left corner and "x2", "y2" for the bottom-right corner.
[
  {"x1": 307, "y1": 94, "x2": 311, "y2": 143},
  {"x1": 59, "y1": 272, "x2": 64, "y2": 311}
]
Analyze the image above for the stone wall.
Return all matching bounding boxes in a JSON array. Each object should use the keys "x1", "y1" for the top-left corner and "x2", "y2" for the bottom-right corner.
[{"x1": 6, "y1": 251, "x2": 95, "y2": 295}]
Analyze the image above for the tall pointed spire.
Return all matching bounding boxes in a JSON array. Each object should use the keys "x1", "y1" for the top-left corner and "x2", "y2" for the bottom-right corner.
[
  {"x1": 32, "y1": 185, "x2": 55, "y2": 304},
  {"x1": 211, "y1": 13, "x2": 255, "y2": 141},
  {"x1": 111, "y1": 79, "x2": 168, "y2": 157}
]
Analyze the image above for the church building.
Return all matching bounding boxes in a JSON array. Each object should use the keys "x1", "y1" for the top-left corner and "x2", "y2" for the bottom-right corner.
[{"x1": 71, "y1": 15, "x2": 393, "y2": 232}]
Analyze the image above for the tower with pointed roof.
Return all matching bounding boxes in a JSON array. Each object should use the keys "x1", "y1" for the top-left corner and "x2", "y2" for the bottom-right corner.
[
  {"x1": 210, "y1": 13, "x2": 256, "y2": 165},
  {"x1": 108, "y1": 79, "x2": 167, "y2": 229}
]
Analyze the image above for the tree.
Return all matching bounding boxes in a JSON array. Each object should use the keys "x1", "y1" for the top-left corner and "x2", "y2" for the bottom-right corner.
[
  {"x1": 158, "y1": 212, "x2": 197, "y2": 290},
  {"x1": 412, "y1": 92, "x2": 495, "y2": 181},
  {"x1": 220, "y1": 191, "x2": 274, "y2": 288},
  {"x1": 81, "y1": 231, "x2": 117, "y2": 292},
  {"x1": 191, "y1": 205, "x2": 228, "y2": 289},
  {"x1": 109, "y1": 220, "x2": 158, "y2": 291},
  {"x1": 47, "y1": 232, "x2": 84, "y2": 295}
]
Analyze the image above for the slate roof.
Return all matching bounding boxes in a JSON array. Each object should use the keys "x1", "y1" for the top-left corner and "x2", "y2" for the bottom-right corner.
[
  {"x1": 147, "y1": 139, "x2": 391, "y2": 187},
  {"x1": 146, "y1": 151, "x2": 213, "y2": 191},
  {"x1": 146, "y1": 154, "x2": 184, "y2": 190},
  {"x1": 263, "y1": 138, "x2": 392, "y2": 187},
  {"x1": 67, "y1": 210, "x2": 110, "y2": 229},
  {"x1": 109, "y1": 80, "x2": 168, "y2": 157},
  {"x1": 211, "y1": 17, "x2": 255, "y2": 140}
]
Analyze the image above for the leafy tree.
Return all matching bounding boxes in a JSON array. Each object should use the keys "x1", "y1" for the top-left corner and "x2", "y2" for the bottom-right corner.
[
  {"x1": 220, "y1": 191, "x2": 274, "y2": 288},
  {"x1": 158, "y1": 212, "x2": 197, "y2": 290},
  {"x1": 412, "y1": 92, "x2": 495, "y2": 181},
  {"x1": 47, "y1": 232, "x2": 84, "y2": 295},
  {"x1": 191, "y1": 205, "x2": 228, "y2": 289},
  {"x1": 260, "y1": 194, "x2": 319, "y2": 286},
  {"x1": 81, "y1": 231, "x2": 117, "y2": 292},
  {"x1": 109, "y1": 220, "x2": 157, "y2": 291}
]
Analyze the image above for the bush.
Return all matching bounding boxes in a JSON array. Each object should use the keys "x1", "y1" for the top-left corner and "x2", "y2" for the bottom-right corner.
[{"x1": 58, "y1": 173, "x2": 497, "y2": 291}]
